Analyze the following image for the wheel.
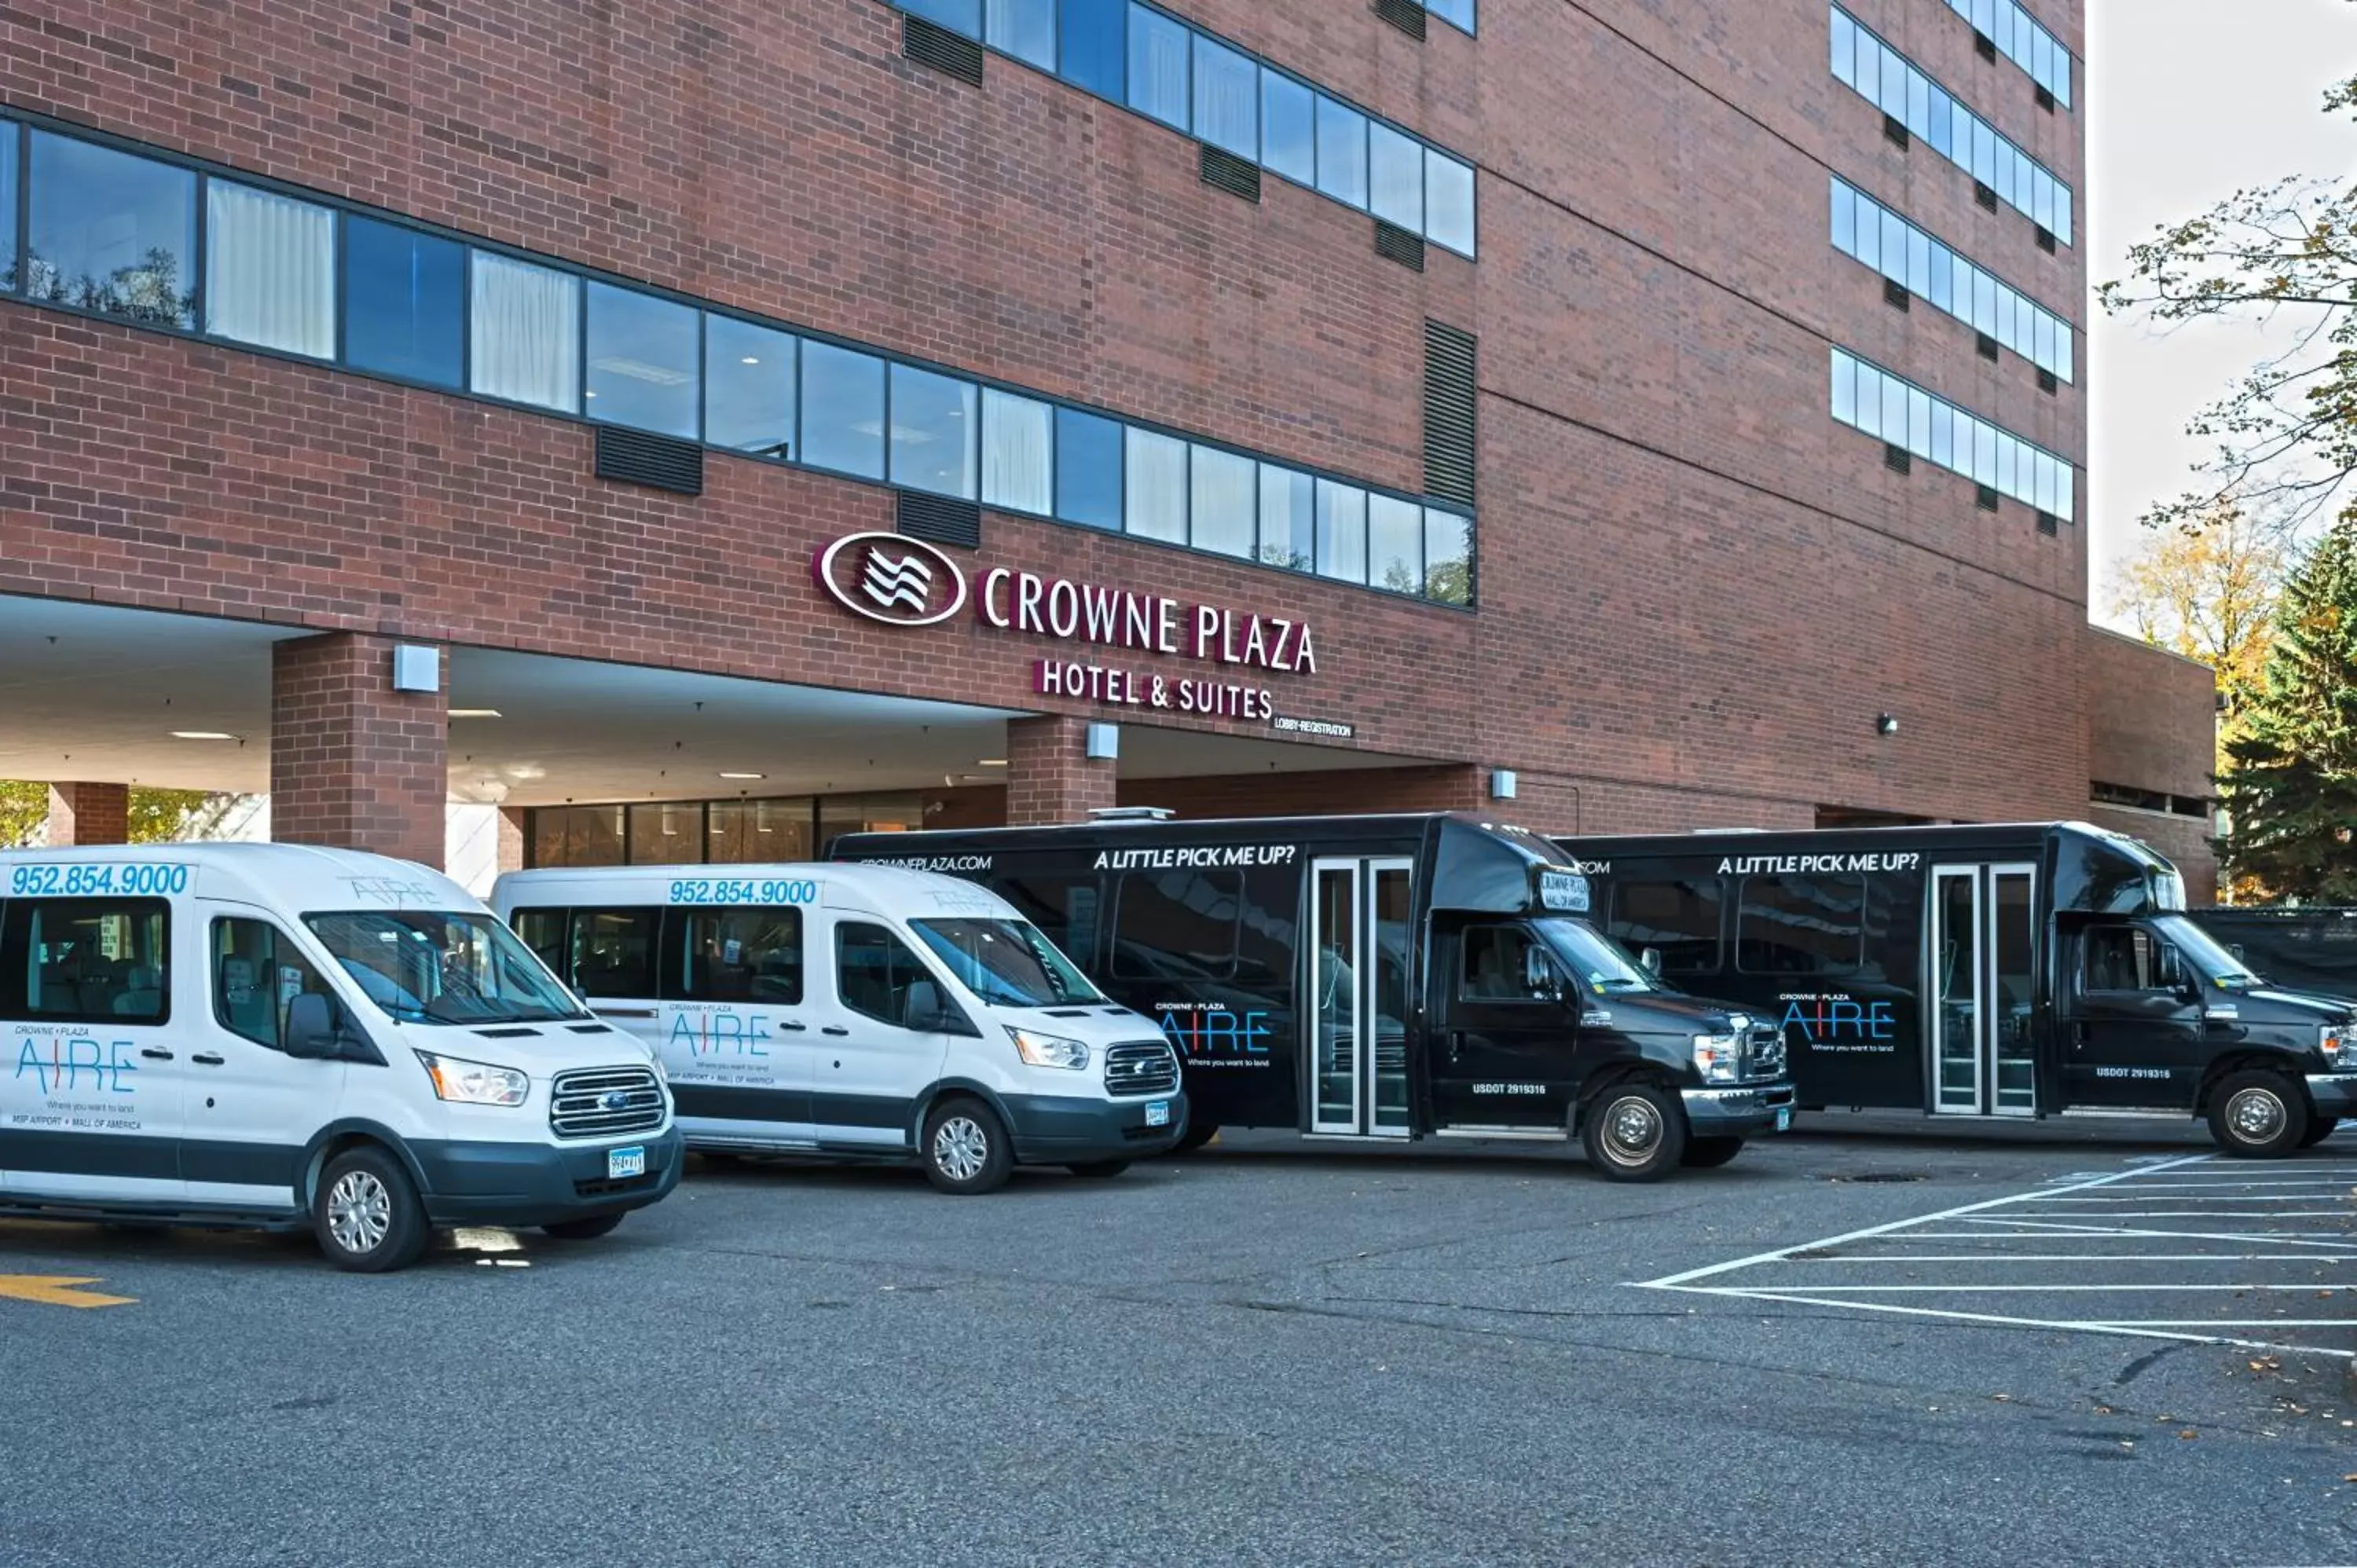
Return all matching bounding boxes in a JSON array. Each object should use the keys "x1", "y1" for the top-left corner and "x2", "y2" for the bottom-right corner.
[
  {"x1": 922, "y1": 1097, "x2": 1014, "y2": 1195},
  {"x1": 2303, "y1": 1117, "x2": 2342, "y2": 1149},
  {"x1": 1171, "y1": 1123, "x2": 1219, "y2": 1156},
  {"x1": 1066, "y1": 1160, "x2": 1131, "y2": 1179},
  {"x1": 541, "y1": 1214, "x2": 625, "y2": 1240},
  {"x1": 2206, "y1": 1069, "x2": 2309, "y2": 1159},
  {"x1": 1580, "y1": 1080, "x2": 1688, "y2": 1182},
  {"x1": 1680, "y1": 1135, "x2": 1745, "y2": 1169},
  {"x1": 313, "y1": 1145, "x2": 430, "y2": 1273}
]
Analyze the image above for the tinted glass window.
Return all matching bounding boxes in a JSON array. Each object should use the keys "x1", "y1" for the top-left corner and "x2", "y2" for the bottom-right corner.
[
  {"x1": 801, "y1": 341, "x2": 886, "y2": 479},
  {"x1": 1260, "y1": 71, "x2": 1315, "y2": 185},
  {"x1": 343, "y1": 217, "x2": 465, "y2": 388},
  {"x1": 987, "y1": 0, "x2": 1056, "y2": 68},
  {"x1": 684, "y1": 907, "x2": 803, "y2": 1003},
  {"x1": 889, "y1": 362, "x2": 978, "y2": 499},
  {"x1": 213, "y1": 917, "x2": 334, "y2": 1050},
  {"x1": 1738, "y1": 875, "x2": 1865, "y2": 975},
  {"x1": 994, "y1": 873, "x2": 1104, "y2": 963},
  {"x1": 1258, "y1": 464, "x2": 1315, "y2": 571},
  {"x1": 1058, "y1": 0, "x2": 1127, "y2": 98},
  {"x1": 469, "y1": 251, "x2": 580, "y2": 412},
  {"x1": 1461, "y1": 925, "x2": 1546, "y2": 1001},
  {"x1": 1606, "y1": 879, "x2": 1724, "y2": 975},
  {"x1": 1127, "y1": 3, "x2": 1190, "y2": 130},
  {"x1": 1125, "y1": 426, "x2": 1187, "y2": 542},
  {"x1": 1424, "y1": 507, "x2": 1471, "y2": 605},
  {"x1": 26, "y1": 133, "x2": 196, "y2": 328},
  {"x1": 568, "y1": 907, "x2": 664, "y2": 998},
  {"x1": 2, "y1": 898, "x2": 170, "y2": 1024},
  {"x1": 530, "y1": 805, "x2": 626, "y2": 868},
  {"x1": 1369, "y1": 494, "x2": 1422, "y2": 594},
  {"x1": 1314, "y1": 97, "x2": 1368, "y2": 207},
  {"x1": 704, "y1": 315, "x2": 797, "y2": 459},
  {"x1": 205, "y1": 181, "x2": 335, "y2": 358},
  {"x1": 1193, "y1": 34, "x2": 1257, "y2": 158},
  {"x1": 706, "y1": 798, "x2": 816, "y2": 863},
  {"x1": 1314, "y1": 478, "x2": 1366, "y2": 584},
  {"x1": 1234, "y1": 865, "x2": 1298, "y2": 989},
  {"x1": 629, "y1": 802, "x2": 704, "y2": 866},
  {"x1": 902, "y1": 0, "x2": 981, "y2": 35},
  {"x1": 510, "y1": 907, "x2": 570, "y2": 973},
  {"x1": 1368, "y1": 121, "x2": 1424, "y2": 230},
  {"x1": 1426, "y1": 0, "x2": 1474, "y2": 31},
  {"x1": 1425, "y1": 153, "x2": 1475, "y2": 257},
  {"x1": 1189, "y1": 444, "x2": 1255, "y2": 559},
  {"x1": 585, "y1": 282, "x2": 699, "y2": 438},
  {"x1": 1113, "y1": 870, "x2": 1242, "y2": 980},
  {"x1": 0, "y1": 127, "x2": 16, "y2": 291},
  {"x1": 836, "y1": 921, "x2": 940, "y2": 1029},
  {"x1": 1054, "y1": 405, "x2": 1124, "y2": 529}
]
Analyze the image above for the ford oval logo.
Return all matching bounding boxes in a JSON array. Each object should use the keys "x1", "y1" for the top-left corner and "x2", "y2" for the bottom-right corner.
[
  {"x1": 813, "y1": 532, "x2": 970, "y2": 628},
  {"x1": 601, "y1": 1090, "x2": 632, "y2": 1112}
]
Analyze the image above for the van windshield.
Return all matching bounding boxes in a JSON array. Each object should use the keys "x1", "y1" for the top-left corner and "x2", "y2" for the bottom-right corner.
[
  {"x1": 1534, "y1": 918, "x2": 1659, "y2": 995},
  {"x1": 304, "y1": 910, "x2": 590, "y2": 1025},
  {"x1": 2154, "y1": 914, "x2": 2263, "y2": 988},
  {"x1": 909, "y1": 918, "x2": 1105, "y2": 1008}
]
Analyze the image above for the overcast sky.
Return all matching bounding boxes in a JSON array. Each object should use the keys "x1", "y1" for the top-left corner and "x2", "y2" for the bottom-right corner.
[{"x1": 2086, "y1": 0, "x2": 2354, "y2": 621}]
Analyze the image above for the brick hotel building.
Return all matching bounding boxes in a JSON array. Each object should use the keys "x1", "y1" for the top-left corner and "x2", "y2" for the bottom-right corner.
[{"x1": 0, "y1": 0, "x2": 2218, "y2": 893}]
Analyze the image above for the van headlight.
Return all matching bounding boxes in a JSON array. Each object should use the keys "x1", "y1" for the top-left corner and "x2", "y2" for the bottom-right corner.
[
  {"x1": 416, "y1": 1050, "x2": 530, "y2": 1106},
  {"x1": 1692, "y1": 1034, "x2": 1742, "y2": 1085},
  {"x1": 2323, "y1": 1024, "x2": 2357, "y2": 1072},
  {"x1": 1008, "y1": 1029, "x2": 1090, "y2": 1071}
]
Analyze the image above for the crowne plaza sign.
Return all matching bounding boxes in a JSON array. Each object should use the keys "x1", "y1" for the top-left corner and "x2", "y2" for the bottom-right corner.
[{"x1": 813, "y1": 532, "x2": 1320, "y2": 723}]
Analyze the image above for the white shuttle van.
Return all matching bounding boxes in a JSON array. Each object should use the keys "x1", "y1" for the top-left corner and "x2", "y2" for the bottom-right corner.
[
  {"x1": 0, "y1": 844, "x2": 680, "y2": 1270},
  {"x1": 491, "y1": 863, "x2": 1187, "y2": 1193}
]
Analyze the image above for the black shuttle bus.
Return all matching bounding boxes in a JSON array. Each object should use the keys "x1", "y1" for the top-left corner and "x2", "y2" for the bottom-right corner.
[
  {"x1": 833, "y1": 812, "x2": 1795, "y2": 1181},
  {"x1": 1556, "y1": 821, "x2": 2357, "y2": 1156}
]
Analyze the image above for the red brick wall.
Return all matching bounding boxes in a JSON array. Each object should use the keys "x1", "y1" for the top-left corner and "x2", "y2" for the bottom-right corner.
[
  {"x1": 1006, "y1": 716, "x2": 1114, "y2": 826},
  {"x1": 44, "y1": 782, "x2": 127, "y2": 847},
  {"x1": 269, "y1": 633, "x2": 449, "y2": 869},
  {"x1": 2085, "y1": 627, "x2": 2216, "y2": 800}
]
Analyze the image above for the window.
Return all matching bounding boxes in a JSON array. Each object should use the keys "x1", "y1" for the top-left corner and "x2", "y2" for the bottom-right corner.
[
  {"x1": 1369, "y1": 122, "x2": 1424, "y2": 232},
  {"x1": 1259, "y1": 464, "x2": 1315, "y2": 571},
  {"x1": 1738, "y1": 876, "x2": 1865, "y2": 975},
  {"x1": 1369, "y1": 494, "x2": 1422, "y2": 594},
  {"x1": 836, "y1": 921, "x2": 944, "y2": 1029},
  {"x1": 26, "y1": 133, "x2": 196, "y2": 327},
  {"x1": 801, "y1": 340, "x2": 887, "y2": 480},
  {"x1": 1124, "y1": 426, "x2": 1187, "y2": 542},
  {"x1": 1189, "y1": 444, "x2": 1255, "y2": 559},
  {"x1": 1425, "y1": 154, "x2": 1475, "y2": 258},
  {"x1": 1424, "y1": 507, "x2": 1471, "y2": 604},
  {"x1": 565, "y1": 907, "x2": 664, "y2": 998},
  {"x1": 911, "y1": 918, "x2": 1104, "y2": 1006},
  {"x1": 213, "y1": 918, "x2": 335, "y2": 1050},
  {"x1": 1606, "y1": 879, "x2": 1723, "y2": 975},
  {"x1": 1193, "y1": 34, "x2": 1257, "y2": 158},
  {"x1": 205, "y1": 181, "x2": 335, "y2": 358},
  {"x1": 684, "y1": 908, "x2": 803, "y2": 1002},
  {"x1": 987, "y1": 0, "x2": 1056, "y2": 68},
  {"x1": 982, "y1": 388, "x2": 1054, "y2": 515},
  {"x1": 1425, "y1": 0, "x2": 1475, "y2": 31},
  {"x1": 629, "y1": 801, "x2": 703, "y2": 866},
  {"x1": 511, "y1": 907, "x2": 570, "y2": 973},
  {"x1": 2083, "y1": 925, "x2": 2179, "y2": 995},
  {"x1": 0, "y1": 128, "x2": 16, "y2": 290},
  {"x1": 1261, "y1": 71, "x2": 1316, "y2": 185},
  {"x1": 1461, "y1": 925, "x2": 1549, "y2": 1001},
  {"x1": 704, "y1": 316, "x2": 797, "y2": 459},
  {"x1": 1059, "y1": 0, "x2": 1127, "y2": 98},
  {"x1": 1314, "y1": 97, "x2": 1369, "y2": 208},
  {"x1": 2, "y1": 898, "x2": 170, "y2": 1024},
  {"x1": 1314, "y1": 478, "x2": 1367, "y2": 583},
  {"x1": 1112, "y1": 870, "x2": 1243, "y2": 979},
  {"x1": 707, "y1": 797, "x2": 817, "y2": 863},
  {"x1": 995, "y1": 873, "x2": 1104, "y2": 962},
  {"x1": 586, "y1": 282, "x2": 700, "y2": 438},
  {"x1": 1829, "y1": 350, "x2": 2074, "y2": 522},
  {"x1": 1127, "y1": 3, "x2": 1191, "y2": 130},
  {"x1": 1054, "y1": 405, "x2": 1124, "y2": 529},
  {"x1": 469, "y1": 251, "x2": 580, "y2": 412},
  {"x1": 343, "y1": 217, "x2": 465, "y2": 388},
  {"x1": 888, "y1": 362, "x2": 978, "y2": 499},
  {"x1": 305, "y1": 910, "x2": 583, "y2": 1024},
  {"x1": 530, "y1": 804, "x2": 626, "y2": 869},
  {"x1": 903, "y1": 0, "x2": 981, "y2": 34}
]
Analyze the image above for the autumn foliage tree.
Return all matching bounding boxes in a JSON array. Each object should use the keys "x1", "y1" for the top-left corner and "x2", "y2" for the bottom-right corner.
[{"x1": 2106, "y1": 504, "x2": 2289, "y2": 767}]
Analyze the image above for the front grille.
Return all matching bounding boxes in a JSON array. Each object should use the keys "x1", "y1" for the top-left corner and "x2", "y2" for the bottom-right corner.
[
  {"x1": 551, "y1": 1066, "x2": 666, "y2": 1140},
  {"x1": 1104, "y1": 1042, "x2": 1179, "y2": 1097},
  {"x1": 1745, "y1": 1026, "x2": 1787, "y2": 1082}
]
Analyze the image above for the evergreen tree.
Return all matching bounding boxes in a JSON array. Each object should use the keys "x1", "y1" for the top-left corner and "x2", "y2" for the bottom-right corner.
[{"x1": 2219, "y1": 522, "x2": 2357, "y2": 899}]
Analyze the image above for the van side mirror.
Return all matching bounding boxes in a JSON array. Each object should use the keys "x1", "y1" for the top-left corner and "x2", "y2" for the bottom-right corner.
[
  {"x1": 904, "y1": 979, "x2": 959, "y2": 1034},
  {"x1": 284, "y1": 992, "x2": 341, "y2": 1059},
  {"x1": 1639, "y1": 947, "x2": 1663, "y2": 978},
  {"x1": 1523, "y1": 943, "x2": 1561, "y2": 1000}
]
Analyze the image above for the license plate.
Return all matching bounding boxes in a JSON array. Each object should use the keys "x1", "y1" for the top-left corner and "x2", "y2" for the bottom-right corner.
[
  {"x1": 1775, "y1": 1107, "x2": 1793, "y2": 1133},
  {"x1": 1144, "y1": 1101, "x2": 1171, "y2": 1128},
  {"x1": 607, "y1": 1145, "x2": 647, "y2": 1180}
]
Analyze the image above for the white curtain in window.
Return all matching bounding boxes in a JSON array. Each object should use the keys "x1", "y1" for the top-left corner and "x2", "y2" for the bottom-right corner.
[
  {"x1": 1124, "y1": 427, "x2": 1187, "y2": 543},
  {"x1": 471, "y1": 252, "x2": 581, "y2": 412},
  {"x1": 205, "y1": 181, "x2": 335, "y2": 358},
  {"x1": 1189, "y1": 445, "x2": 1255, "y2": 559},
  {"x1": 982, "y1": 390, "x2": 1053, "y2": 515}
]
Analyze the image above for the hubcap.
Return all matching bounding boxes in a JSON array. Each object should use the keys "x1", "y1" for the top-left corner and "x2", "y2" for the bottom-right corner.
[
  {"x1": 327, "y1": 1171, "x2": 393, "y2": 1255},
  {"x1": 2226, "y1": 1086, "x2": 2288, "y2": 1144},
  {"x1": 933, "y1": 1116, "x2": 989, "y2": 1183},
  {"x1": 1601, "y1": 1094, "x2": 1664, "y2": 1165}
]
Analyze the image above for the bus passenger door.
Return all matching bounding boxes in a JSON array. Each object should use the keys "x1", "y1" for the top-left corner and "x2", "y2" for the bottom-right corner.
[
  {"x1": 1307, "y1": 857, "x2": 1413, "y2": 1138},
  {"x1": 1429, "y1": 924, "x2": 1575, "y2": 1130},
  {"x1": 1929, "y1": 863, "x2": 2038, "y2": 1116}
]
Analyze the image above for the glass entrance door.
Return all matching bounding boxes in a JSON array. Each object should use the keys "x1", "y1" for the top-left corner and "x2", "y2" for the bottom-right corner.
[
  {"x1": 1930, "y1": 863, "x2": 2039, "y2": 1116},
  {"x1": 1309, "y1": 856, "x2": 1414, "y2": 1137}
]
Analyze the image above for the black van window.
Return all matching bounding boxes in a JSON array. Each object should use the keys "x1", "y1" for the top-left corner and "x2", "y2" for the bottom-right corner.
[
  {"x1": 1112, "y1": 870, "x2": 1243, "y2": 980},
  {"x1": 510, "y1": 908, "x2": 570, "y2": 975},
  {"x1": 1461, "y1": 925, "x2": 1549, "y2": 1002},
  {"x1": 212, "y1": 918, "x2": 334, "y2": 1050},
  {"x1": 1607, "y1": 879, "x2": 1723, "y2": 975},
  {"x1": 1235, "y1": 865, "x2": 1298, "y2": 989},
  {"x1": 684, "y1": 908, "x2": 803, "y2": 1003},
  {"x1": 835, "y1": 921, "x2": 935, "y2": 1028},
  {"x1": 1738, "y1": 875, "x2": 1866, "y2": 976},
  {"x1": 995, "y1": 874, "x2": 1103, "y2": 967},
  {"x1": 1, "y1": 898, "x2": 170, "y2": 1024},
  {"x1": 2083, "y1": 925, "x2": 2183, "y2": 995},
  {"x1": 568, "y1": 907, "x2": 662, "y2": 998}
]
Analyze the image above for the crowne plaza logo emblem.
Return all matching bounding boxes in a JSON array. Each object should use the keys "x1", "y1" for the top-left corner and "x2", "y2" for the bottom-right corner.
[{"x1": 812, "y1": 532, "x2": 970, "y2": 627}]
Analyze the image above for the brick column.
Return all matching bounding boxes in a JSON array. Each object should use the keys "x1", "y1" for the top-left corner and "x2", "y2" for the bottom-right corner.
[
  {"x1": 497, "y1": 807, "x2": 529, "y2": 874},
  {"x1": 1006, "y1": 716, "x2": 1116, "y2": 826},
  {"x1": 45, "y1": 782, "x2": 130, "y2": 846},
  {"x1": 270, "y1": 632, "x2": 449, "y2": 869}
]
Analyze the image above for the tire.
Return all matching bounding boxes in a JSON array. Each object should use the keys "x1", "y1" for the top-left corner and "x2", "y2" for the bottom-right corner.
[
  {"x1": 1171, "y1": 1123, "x2": 1219, "y2": 1156},
  {"x1": 313, "y1": 1145, "x2": 431, "y2": 1273},
  {"x1": 1066, "y1": 1160, "x2": 1131, "y2": 1179},
  {"x1": 542, "y1": 1214, "x2": 625, "y2": 1240},
  {"x1": 1581, "y1": 1079, "x2": 1688, "y2": 1182},
  {"x1": 2300, "y1": 1116, "x2": 2341, "y2": 1149},
  {"x1": 922, "y1": 1097, "x2": 1014, "y2": 1195},
  {"x1": 2206, "y1": 1069, "x2": 2309, "y2": 1159},
  {"x1": 1680, "y1": 1135, "x2": 1746, "y2": 1169}
]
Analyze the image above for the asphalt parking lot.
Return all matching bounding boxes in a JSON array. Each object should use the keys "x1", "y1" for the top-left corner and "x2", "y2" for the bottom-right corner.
[{"x1": 5, "y1": 1117, "x2": 2356, "y2": 1568}]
